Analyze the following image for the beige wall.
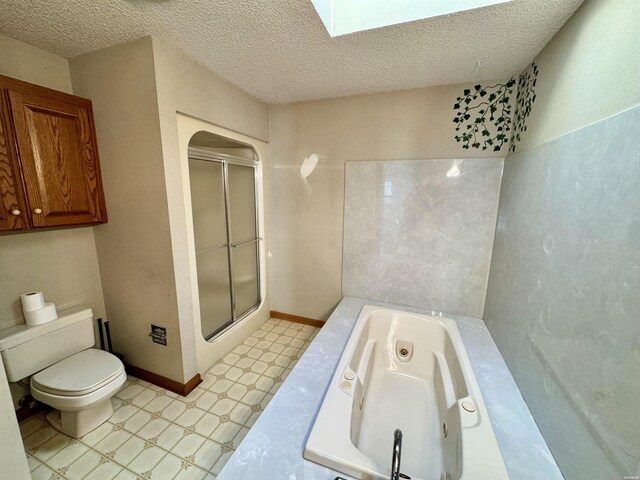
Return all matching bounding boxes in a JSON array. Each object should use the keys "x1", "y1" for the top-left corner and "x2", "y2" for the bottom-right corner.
[
  {"x1": 0, "y1": 229, "x2": 106, "y2": 330},
  {"x1": 68, "y1": 37, "x2": 272, "y2": 383},
  {"x1": 0, "y1": 34, "x2": 72, "y2": 93},
  {"x1": 0, "y1": 35, "x2": 107, "y2": 408},
  {"x1": 70, "y1": 38, "x2": 185, "y2": 383},
  {"x1": 516, "y1": 0, "x2": 640, "y2": 151},
  {"x1": 152, "y1": 38, "x2": 269, "y2": 143},
  {"x1": 268, "y1": 84, "x2": 509, "y2": 320},
  {"x1": 0, "y1": 35, "x2": 106, "y2": 331},
  {"x1": 152, "y1": 39, "x2": 271, "y2": 376},
  {"x1": 0, "y1": 356, "x2": 29, "y2": 479}
]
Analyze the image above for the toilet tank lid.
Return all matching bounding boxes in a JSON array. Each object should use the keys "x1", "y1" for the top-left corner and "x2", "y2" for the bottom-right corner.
[{"x1": 0, "y1": 306, "x2": 93, "y2": 351}]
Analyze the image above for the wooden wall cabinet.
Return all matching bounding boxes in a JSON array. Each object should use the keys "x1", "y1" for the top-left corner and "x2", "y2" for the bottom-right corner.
[{"x1": 0, "y1": 75, "x2": 107, "y2": 233}]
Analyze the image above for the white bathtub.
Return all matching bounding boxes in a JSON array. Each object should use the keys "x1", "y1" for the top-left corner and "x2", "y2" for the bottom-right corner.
[{"x1": 304, "y1": 306, "x2": 509, "y2": 480}]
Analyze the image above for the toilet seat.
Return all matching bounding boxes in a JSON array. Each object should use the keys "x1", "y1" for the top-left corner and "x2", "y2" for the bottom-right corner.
[
  {"x1": 31, "y1": 349, "x2": 126, "y2": 411},
  {"x1": 32, "y1": 349, "x2": 124, "y2": 396}
]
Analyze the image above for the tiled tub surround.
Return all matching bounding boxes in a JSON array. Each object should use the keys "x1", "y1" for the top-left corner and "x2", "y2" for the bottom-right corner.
[
  {"x1": 342, "y1": 158, "x2": 504, "y2": 319},
  {"x1": 217, "y1": 297, "x2": 563, "y2": 480},
  {"x1": 484, "y1": 106, "x2": 640, "y2": 479},
  {"x1": 20, "y1": 318, "x2": 318, "y2": 480}
]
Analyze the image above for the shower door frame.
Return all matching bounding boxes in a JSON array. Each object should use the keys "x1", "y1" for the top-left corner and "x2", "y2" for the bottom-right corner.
[{"x1": 188, "y1": 146, "x2": 262, "y2": 341}]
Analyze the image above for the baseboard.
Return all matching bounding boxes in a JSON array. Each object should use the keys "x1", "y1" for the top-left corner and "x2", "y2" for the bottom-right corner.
[
  {"x1": 270, "y1": 310, "x2": 325, "y2": 329},
  {"x1": 124, "y1": 364, "x2": 202, "y2": 397}
]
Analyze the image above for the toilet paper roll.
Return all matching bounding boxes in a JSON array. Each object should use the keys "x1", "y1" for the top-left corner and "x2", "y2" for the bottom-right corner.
[
  {"x1": 24, "y1": 302, "x2": 57, "y2": 326},
  {"x1": 20, "y1": 291, "x2": 45, "y2": 313}
]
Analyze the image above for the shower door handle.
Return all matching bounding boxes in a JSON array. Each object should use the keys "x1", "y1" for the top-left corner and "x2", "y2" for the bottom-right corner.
[
  {"x1": 229, "y1": 238, "x2": 262, "y2": 248},
  {"x1": 196, "y1": 244, "x2": 231, "y2": 255}
]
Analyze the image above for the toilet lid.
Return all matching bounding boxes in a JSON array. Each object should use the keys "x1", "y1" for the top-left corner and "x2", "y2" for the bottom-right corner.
[{"x1": 32, "y1": 349, "x2": 125, "y2": 397}]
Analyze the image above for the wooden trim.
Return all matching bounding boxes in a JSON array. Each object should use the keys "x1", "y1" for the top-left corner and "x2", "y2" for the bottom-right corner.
[
  {"x1": 270, "y1": 310, "x2": 325, "y2": 329},
  {"x1": 183, "y1": 374, "x2": 202, "y2": 396},
  {"x1": 0, "y1": 74, "x2": 93, "y2": 106},
  {"x1": 124, "y1": 364, "x2": 202, "y2": 397}
]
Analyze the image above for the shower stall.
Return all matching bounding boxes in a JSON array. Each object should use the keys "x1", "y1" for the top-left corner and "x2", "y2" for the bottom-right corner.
[{"x1": 187, "y1": 133, "x2": 261, "y2": 340}]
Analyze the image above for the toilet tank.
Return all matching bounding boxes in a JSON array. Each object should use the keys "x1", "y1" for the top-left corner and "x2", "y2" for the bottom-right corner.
[{"x1": 0, "y1": 306, "x2": 95, "y2": 382}]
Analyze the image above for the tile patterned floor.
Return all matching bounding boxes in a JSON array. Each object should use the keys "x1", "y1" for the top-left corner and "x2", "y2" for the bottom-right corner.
[{"x1": 20, "y1": 318, "x2": 318, "y2": 480}]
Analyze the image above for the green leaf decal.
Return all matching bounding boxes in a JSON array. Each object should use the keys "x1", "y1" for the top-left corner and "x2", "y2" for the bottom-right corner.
[
  {"x1": 509, "y1": 62, "x2": 539, "y2": 152},
  {"x1": 451, "y1": 77, "x2": 517, "y2": 152}
]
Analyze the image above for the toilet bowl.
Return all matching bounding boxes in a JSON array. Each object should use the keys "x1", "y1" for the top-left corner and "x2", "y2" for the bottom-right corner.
[
  {"x1": 30, "y1": 348, "x2": 126, "y2": 437},
  {"x1": 0, "y1": 306, "x2": 127, "y2": 438}
]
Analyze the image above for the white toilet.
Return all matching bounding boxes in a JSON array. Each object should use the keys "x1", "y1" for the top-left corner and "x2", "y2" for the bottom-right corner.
[{"x1": 0, "y1": 306, "x2": 126, "y2": 438}]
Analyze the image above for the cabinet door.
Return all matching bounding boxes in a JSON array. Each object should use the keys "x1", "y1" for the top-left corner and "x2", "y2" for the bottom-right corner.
[
  {"x1": 0, "y1": 95, "x2": 28, "y2": 231},
  {"x1": 8, "y1": 90, "x2": 107, "y2": 228}
]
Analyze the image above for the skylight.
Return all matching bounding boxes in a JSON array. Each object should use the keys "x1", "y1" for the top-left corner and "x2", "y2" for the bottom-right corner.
[{"x1": 311, "y1": 0, "x2": 512, "y2": 37}]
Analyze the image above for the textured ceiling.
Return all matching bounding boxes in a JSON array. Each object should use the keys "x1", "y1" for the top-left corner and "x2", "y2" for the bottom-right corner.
[{"x1": 0, "y1": 0, "x2": 583, "y2": 103}]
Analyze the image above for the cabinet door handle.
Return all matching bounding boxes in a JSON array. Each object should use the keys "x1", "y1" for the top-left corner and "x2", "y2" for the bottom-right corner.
[
  {"x1": 33, "y1": 208, "x2": 42, "y2": 214},
  {"x1": 11, "y1": 209, "x2": 20, "y2": 216}
]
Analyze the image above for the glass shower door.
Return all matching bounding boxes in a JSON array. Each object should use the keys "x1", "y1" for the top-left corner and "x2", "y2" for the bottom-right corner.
[
  {"x1": 189, "y1": 152, "x2": 261, "y2": 340},
  {"x1": 189, "y1": 158, "x2": 234, "y2": 337},
  {"x1": 228, "y1": 164, "x2": 260, "y2": 318}
]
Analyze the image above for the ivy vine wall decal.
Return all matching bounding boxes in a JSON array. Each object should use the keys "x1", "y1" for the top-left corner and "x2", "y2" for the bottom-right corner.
[
  {"x1": 509, "y1": 62, "x2": 539, "y2": 152},
  {"x1": 452, "y1": 62, "x2": 539, "y2": 153},
  {"x1": 453, "y1": 79, "x2": 516, "y2": 152}
]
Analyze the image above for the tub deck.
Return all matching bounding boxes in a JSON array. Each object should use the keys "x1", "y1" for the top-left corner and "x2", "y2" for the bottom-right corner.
[{"x1": 215, "y1": 297, "x2": 563, "y2": 480}]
